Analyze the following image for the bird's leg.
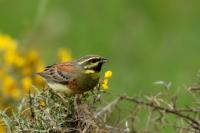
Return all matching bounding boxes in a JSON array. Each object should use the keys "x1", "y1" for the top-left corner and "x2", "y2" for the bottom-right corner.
[
  {"x1": 49, "y1": 87, "x2": 67, "y2": 102},
  {"x1": 57, "y1": 92, "x2": 67, "y2": 102}
]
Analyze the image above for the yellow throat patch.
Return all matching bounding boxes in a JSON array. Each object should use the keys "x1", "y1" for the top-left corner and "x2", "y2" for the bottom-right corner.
[{"x1": 83, "y1": 70, "x2": 95, "y2": 74}]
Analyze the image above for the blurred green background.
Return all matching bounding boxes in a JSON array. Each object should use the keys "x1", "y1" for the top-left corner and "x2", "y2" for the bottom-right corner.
[
  {"x1": 0, "y1": 0, "x2": 200, "y2": 132},
  {"x1": 1, "y1": 0, "x2": 200, "y2": 100}
]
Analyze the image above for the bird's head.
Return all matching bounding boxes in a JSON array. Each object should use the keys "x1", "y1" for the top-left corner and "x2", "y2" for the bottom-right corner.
[{"x1": 77, "y1": 55, "x2": 108, "y2": 73}]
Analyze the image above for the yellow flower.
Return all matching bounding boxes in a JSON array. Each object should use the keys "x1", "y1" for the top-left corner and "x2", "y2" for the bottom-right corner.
[
  {"x1": 21, "y1": 77, "x2": 32, "y2": 93},
  {"x1": 14, "y1": 55, "x2": 25, "y2": 68},
  {"x1": 101, "y1": 70, "x2": 113, "y2": 90},
  {"x1": 0, "y1": 34, "x2": 17, "y2": 51},
  {"x1": 22, "y1": 67, "x2": 32, "y2": 76},
  {"x1": 3, "y1": 76, "x2": 16, "y2": 91},
  {"x1": 101, "y1": 78, "x2": 109, "y2": 90},
  {"x1": 102, "y1": 84, "x2": 108, "y2": 90},
  {"x1": 39, "y1": 100, "x2": 45, "y2": 107},
  {"x1": 27, "y1": 49, "x2": 39, "y2": 63},
  {"x1": 10, "y1": 87, "x2": 21, "y2": 100},
  {"x1": 3, "y1": 50, "x2": 18, "y2": 65},
  {"x1": 0, "y1": 69, "x2": 7, "y2": 78},
  {"x1": 33, "y1": 75, "x2": 45, "y2": 88},
  {"x1": 58, "y1": 48, "x2": 72, "y2": 62},
  {"x1": 35, "y1": 61, "x2": 45, "y2": 72},
  {"x1": 104, "y1": 70, "x2": 112, "y2": 78},
  {"x1": 2, "y1": 76, "x2": 21, "y2": 99},
  {"x1": 0, "y1": 122, "x2": 5, "y2": 133}
]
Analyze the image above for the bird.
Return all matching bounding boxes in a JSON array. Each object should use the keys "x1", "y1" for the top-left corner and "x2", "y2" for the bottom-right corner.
[{"x1": 37, "y1": 55, "x2": 108, "y2": 94}]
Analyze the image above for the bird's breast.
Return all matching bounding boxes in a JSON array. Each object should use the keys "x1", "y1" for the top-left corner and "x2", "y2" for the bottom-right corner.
[
  {"x1": 48, "y1": 82, "x2": 73, "y2": 94},
  {"x1": 79, "y1": 73, "x2": 100, "y2": 91}
]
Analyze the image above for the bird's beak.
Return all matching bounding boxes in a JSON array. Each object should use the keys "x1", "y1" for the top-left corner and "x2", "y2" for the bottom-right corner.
[{"x1": 101, "y1": 57, "x2": 108, "y2": 63}]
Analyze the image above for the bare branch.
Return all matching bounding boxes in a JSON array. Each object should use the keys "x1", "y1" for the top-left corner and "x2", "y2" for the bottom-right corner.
[{"x1": 120, "y1": 96, "x2": 200, "y2": 130}]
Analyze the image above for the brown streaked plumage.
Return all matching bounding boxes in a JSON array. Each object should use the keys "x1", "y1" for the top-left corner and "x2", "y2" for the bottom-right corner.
[{"x1": 37, "y1": 55, "x2": 108, "y2": 94}]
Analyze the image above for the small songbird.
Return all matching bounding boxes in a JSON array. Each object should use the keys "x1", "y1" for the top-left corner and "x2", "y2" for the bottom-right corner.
[{"x1": 37, "y1": 55, "x2": 108, "y2": 94}]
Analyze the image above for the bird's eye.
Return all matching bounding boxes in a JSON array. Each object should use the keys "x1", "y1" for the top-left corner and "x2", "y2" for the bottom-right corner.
[{"x1": 91, "y1": 59, "x2": 96, "y2": 63}]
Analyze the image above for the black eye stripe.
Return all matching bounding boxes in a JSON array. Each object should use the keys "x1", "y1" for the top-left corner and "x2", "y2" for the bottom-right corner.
[
  {"x1": 91, "y1": 59, "x2": 98, "y2": 63},
  {"x1": 78, "y1": 57, "x2": 97, "y2": 64}
]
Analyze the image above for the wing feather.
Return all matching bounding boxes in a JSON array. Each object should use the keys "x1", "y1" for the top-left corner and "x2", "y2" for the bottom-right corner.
[{"x1": 38, "y1": 62, "x2": 75, "y2": 84}]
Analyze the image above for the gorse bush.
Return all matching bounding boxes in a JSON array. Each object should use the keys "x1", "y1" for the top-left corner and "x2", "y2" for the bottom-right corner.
[{"x1": 0, "y1": 34, "x2": 72, "y2": 131}]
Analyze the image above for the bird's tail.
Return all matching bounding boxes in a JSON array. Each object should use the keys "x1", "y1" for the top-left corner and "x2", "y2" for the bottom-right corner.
[{"x1": 35, "y1": 72, "x2": 45, "y2": 77}]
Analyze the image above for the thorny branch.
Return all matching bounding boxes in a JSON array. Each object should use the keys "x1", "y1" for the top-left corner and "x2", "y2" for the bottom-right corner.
[
  {"x1": 95, "y1": 95, "x2": 200, "y2": 131},
  {"x1": 120, "y1": 96, "x2": 200, "y2": 130}
]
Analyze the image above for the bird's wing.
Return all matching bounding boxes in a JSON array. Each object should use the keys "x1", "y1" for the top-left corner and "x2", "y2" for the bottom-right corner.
[{"x1": 38, "y1": 62, "x2": 75, "y2": 84}]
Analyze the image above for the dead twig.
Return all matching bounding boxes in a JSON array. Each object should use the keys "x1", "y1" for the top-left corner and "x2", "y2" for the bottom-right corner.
[{"x1": 120, "y1": 95, "x2": 200, "y2": 131}]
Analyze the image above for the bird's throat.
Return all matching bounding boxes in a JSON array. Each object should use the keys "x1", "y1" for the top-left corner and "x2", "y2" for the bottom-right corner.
[{"x1": 83, "y1": 69, "x2": 95, "y2": 74}]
